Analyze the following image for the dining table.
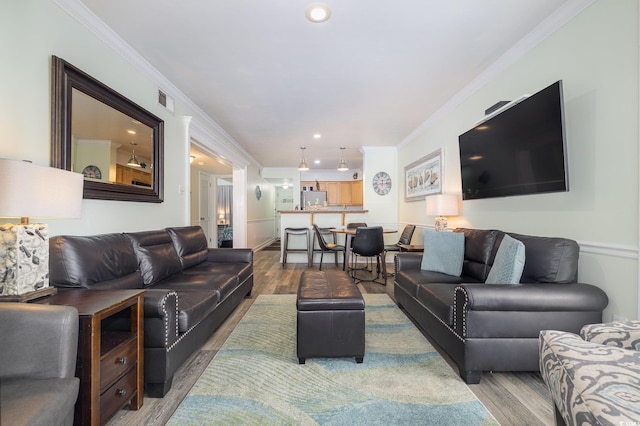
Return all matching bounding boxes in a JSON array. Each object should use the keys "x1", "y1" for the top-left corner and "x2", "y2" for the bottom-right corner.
[{"x1": 329, "y1": 227, "x2": 397, "y2": 272}]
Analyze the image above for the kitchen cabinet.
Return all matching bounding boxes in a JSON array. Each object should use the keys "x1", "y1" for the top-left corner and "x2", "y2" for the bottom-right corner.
[{"x1": 302, "y1": 180, "x2": 362, "y2": 206}]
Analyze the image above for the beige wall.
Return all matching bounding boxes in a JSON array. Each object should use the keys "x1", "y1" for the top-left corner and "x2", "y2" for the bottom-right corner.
[{"x1": 398, "y1": 0, "x2": 639, "y2": 320}]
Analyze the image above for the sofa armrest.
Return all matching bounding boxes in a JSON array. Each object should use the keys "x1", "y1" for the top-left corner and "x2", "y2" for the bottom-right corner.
[
  {"x1": 454, "y1": 283, "x2": 608, "y2": 338},
  {"x1": 143, "y1": 289, "x2": 179, "y2": 348},
  {"x1": 0, "y1": 304, "x2": 78, "y2": 380},
  {"x1": 580, "y1": 320, "x2": 640, "y2": 351},
  {"x1": 455, "y1": 282, "x2": 608, "y2": 312},
  {"x1": 206, "y1": 248, "x2": 253, "y2": 264},
  {"x1": 395, "y1": 253, "x2": 423, "y2": 272},
  {"x1": 539, "y1": 329, "x2": 640, "y2": 426}
]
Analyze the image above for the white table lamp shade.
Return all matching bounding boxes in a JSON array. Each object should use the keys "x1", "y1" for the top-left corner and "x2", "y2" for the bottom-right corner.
[
  {"x1": 0, "y1": 159, "x2": 83, "y2": 220},
  {"x1": 0, "y1": 159, "x2": 83, "y2": 300},
  {"x1": 426, "y1": 194, "x2": 459, "y2": 217},
  {"x1": 426, "y1": 194, "x2": 459, "y2": 232}
]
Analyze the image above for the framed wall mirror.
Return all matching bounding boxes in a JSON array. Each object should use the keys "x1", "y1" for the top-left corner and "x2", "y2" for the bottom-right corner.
[{"x1": 51, "y1": 55, "x2": 164, "y2": 203}]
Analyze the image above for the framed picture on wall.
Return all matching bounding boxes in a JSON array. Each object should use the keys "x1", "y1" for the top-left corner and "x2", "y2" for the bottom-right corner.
[{"x1": 404, "y1": 148, "x2": 442, "y2": 201}]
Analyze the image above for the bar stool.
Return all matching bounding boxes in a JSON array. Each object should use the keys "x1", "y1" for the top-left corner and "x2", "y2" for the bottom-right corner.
[{"x1": 283, "y1": 227, "x2": 312, "y2": 267}]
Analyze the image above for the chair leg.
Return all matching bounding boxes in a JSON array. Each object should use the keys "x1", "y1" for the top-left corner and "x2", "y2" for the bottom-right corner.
[{"x1": 319, "y1": 252, "x2": 324, "y2": 271}]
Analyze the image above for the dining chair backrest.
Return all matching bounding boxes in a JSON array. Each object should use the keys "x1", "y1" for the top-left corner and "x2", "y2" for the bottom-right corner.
[
  {"x1": 398, "y1": 224, "x2": 416, "y2": 245},
  {"x1": 347, "y1": 222, "x2": 367, "y2": 229},
  {"x1": 312, "y1": 224, "x2": 336, "y2": 251},
  {"x1": 351, "y1": 226, "x2": 384, "y2": 257}
]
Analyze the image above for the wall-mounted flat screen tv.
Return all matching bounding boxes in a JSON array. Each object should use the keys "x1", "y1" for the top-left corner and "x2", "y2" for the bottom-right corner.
[{"x1": 458, "y1": 80, "x2": 568, "y2": 200}]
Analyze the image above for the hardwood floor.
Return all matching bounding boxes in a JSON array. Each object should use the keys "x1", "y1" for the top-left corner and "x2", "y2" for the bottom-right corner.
[{"x1": 108, "y1": 249, "x2": 554, "y2": 425}]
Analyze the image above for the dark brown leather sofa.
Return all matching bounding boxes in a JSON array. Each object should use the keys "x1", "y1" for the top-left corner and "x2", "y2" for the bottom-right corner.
[
  {"x1": 394, "y1": 228, "x2": 608, "y2": 384},
  {"x1": 49, "y1": 226, "x2": 253, "y2": 397}
]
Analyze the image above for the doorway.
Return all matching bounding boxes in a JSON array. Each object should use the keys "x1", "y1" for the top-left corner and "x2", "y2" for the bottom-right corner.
[{"x1": 190, "y1": 144, "x2": 233, "y2": 248}]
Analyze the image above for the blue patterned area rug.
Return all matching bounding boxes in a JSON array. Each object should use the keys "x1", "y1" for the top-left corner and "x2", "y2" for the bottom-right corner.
[{"x1": 168, "y1": 294, "x2": 498, "y2": 425}]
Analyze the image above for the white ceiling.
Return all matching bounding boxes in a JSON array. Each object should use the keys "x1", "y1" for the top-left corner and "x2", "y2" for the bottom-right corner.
[{"x1": 78, "y1": 0, "x2": 575, "y2": 172}]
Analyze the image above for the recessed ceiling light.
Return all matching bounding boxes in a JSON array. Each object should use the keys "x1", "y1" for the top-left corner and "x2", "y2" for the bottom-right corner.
[
  {"x1": 313, "y1": 133, "x2": 322, "y2": 139},
  {"x1": 314, "y1": 160, "x2": 321, "y2": 164},
  {"x1": 127, "y1": 130, "x2": 136, "y2": 135},
  {"x1": 306, "y1": 3, "x2": 331, "y2": 23}
]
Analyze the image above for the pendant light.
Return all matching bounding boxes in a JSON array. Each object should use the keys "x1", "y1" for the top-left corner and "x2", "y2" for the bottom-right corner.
[
  {"x1": 298, "y1": 146, "x2": 309, "y2": 171},
  {"x1": 127, "y1": 142, "x2": 141, "y2": 167},
  {"x1": 337, "y1": 147, "x2": 348, "y2": 171}
]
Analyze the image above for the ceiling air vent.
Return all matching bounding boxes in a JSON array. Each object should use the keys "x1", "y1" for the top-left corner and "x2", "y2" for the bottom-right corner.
[{"x1": 158, "y1": 89, "x2": 175, "y2": 113}]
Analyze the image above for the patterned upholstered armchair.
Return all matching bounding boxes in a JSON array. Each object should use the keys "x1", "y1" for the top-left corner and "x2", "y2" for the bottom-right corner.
[{"x1": 539, "y1": 321, "x2": 640, "y2": 425}]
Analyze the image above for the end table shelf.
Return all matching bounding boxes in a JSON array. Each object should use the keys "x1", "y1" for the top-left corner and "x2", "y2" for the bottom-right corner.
[{"x1": 36, "y1": 289, "x2": 144, "y2": 426}]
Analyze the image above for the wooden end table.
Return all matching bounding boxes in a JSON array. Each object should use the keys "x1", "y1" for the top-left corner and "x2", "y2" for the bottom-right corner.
[{"x1": 36, "y1": 289, "x2": 144, "y2": 425}]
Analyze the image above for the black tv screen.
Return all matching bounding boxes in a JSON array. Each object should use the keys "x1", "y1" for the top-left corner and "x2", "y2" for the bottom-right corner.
[{"x1": 458, "y1": 80, "x2": 569, "y2": 200}]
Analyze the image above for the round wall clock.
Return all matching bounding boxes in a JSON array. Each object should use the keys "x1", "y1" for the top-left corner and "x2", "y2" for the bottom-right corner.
[
  {"x1": 82, "y1": 165, "x2": 102, "y2": 179},
  {"x1": 372, "y1": 171, "x2": 392, "y2": 195},
  {"x1": 255, "y1": 185, "x2": 262, "y2": 200}
]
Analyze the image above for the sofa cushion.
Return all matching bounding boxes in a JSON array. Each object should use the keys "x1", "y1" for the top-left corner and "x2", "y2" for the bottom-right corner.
[
  {"x1": 126, "y1": 230, "x2": 183, "y2": 286},
  {"x1": 183, "y1": 261, "x2": 253, "y2": 285},
  {"x1": 148, "y1": 273, "x2": 239, "y2": 303},
  {"x1": 416, "y1": 283, "x2": 458, "y2": 326},
  {"x1": 166, "y1": 226, "x2": 209, "y2": 269},
  {"x1": 49, "y1": 234, "x2": 143, "y2": 289},
  {"x1": 508, "y1": 232, "x2": 579, "y2": 283},
  {"x1": 421, "y1": 230, "x2": 464, "y2": 276},
  {"x1": 173, "y1": 291, "x2": 219, "y2": 333},
  {"x1": 454, "y1": 228, "x2": 502, "y2": 282},
  {"x1": 0, "y1": 378, "x2": 79, "y2": 426},
  {"x1": 485, "y1": 234, "x2": 526, "y2": 284}
]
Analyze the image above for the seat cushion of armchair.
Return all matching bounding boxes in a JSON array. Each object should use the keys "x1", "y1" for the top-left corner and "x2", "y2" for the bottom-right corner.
[
  {"x1": 1, "y1": 378, "x2": 79, "y2": 426},
  {"x1": 540, "y1": 329, "x2": 640, "y2": 425}
]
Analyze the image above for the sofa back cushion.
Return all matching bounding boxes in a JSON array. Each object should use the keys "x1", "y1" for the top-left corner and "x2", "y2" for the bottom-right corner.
[
  {"x1": 507, "y1": 232, "x2": 579, "y2": 283},
  {"x1": 166, "y1": 226, "x2": 208, "y2": 269},
  {"x1": 126, "y1": 230, "x2": 182, "y2": 286},
  {"x1": 454, "y1": 228, "x2": 502, "y2": 282},
  {"x1": 49, "y1": 234, "x2": 142, "y2": 289}
]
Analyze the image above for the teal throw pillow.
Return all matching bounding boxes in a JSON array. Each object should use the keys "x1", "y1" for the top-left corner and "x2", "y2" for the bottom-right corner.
[
  {"x1": 420, "y1": 230, "x2": 465, "y2": 276},
  {"x1": 485, "y1": 234, "x2": 526, "y2": 284}
]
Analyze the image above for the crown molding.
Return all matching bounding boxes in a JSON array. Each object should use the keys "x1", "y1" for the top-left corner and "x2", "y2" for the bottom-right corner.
[
  {"x1": 51, "y1": 0, "x2": 260, "y2": 168},
  {"x1": 399, "y1": 0, "x2": 597, "y2": 148}
]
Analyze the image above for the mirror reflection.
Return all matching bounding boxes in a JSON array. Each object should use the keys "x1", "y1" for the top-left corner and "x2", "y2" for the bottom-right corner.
[
  {"x1": 72, "y1": 89, "x2": 154, "y2": 187},
  {"x1": 51, "y1": 55, "x2": 164, "y2": 203}
]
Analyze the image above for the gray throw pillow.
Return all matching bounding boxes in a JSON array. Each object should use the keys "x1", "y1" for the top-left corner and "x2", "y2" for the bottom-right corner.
[
  {"x1": 420, "y1": 230, "x2": 465, "y2": 276},
  {"x1": 485, "y1": 234, "x2": 526, "y2": 284}
]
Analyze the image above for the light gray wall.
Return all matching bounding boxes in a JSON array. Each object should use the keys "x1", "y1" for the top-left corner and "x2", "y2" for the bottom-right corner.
[{"x1": 398, "y1": 0, "x2": 639, "y2": 320}]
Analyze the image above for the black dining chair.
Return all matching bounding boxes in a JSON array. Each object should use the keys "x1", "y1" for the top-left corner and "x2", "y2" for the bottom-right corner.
[
  {"x1": 384, "y1": 224, "x2": 416, "y2": 254},
  {"x1": 350, "y1": 226, "x2": 386, "y2": 284},
  {"x1": 383, "y1": 224, "x2": 415, "y2": 277},
  {"x1": 347, "y1": 222, "x2": 369, "y2": 271},
  {"x1": 312, "y1": 224, "x2": 345, "y2": 270}
]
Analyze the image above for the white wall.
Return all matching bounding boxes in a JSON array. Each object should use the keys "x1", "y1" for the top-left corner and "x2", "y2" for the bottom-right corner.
[
  {"x1": 0, "y1": 0, "x2": 253, "y2": 238},
  {"x1": 246, "y1": 165, "x2": 276, "y2": 249},
  {"x1": 398, "y1": 0, "x2": 639, "y2": 320}
]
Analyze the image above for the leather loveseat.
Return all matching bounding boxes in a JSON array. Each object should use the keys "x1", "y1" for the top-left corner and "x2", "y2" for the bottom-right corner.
[
  {"x1": 0, "y1": 303, "x2": 79, "y2": 425},
  {"x1": 394, "y1": 228, "x2": 608, "y2": 384},
  {"x1": 49, "y1": 226, "x2": 253, "y2": 397}
]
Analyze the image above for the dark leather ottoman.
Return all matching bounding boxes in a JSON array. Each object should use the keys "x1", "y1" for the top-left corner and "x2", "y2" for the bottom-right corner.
[{"x1": 297, "y1": 270, "x2": 365, "y2": 364}]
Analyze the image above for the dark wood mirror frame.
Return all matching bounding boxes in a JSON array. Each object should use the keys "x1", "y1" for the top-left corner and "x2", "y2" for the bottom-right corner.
[{"x1": 51, "y1": 55, "x2": 164, "y2": 203}]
